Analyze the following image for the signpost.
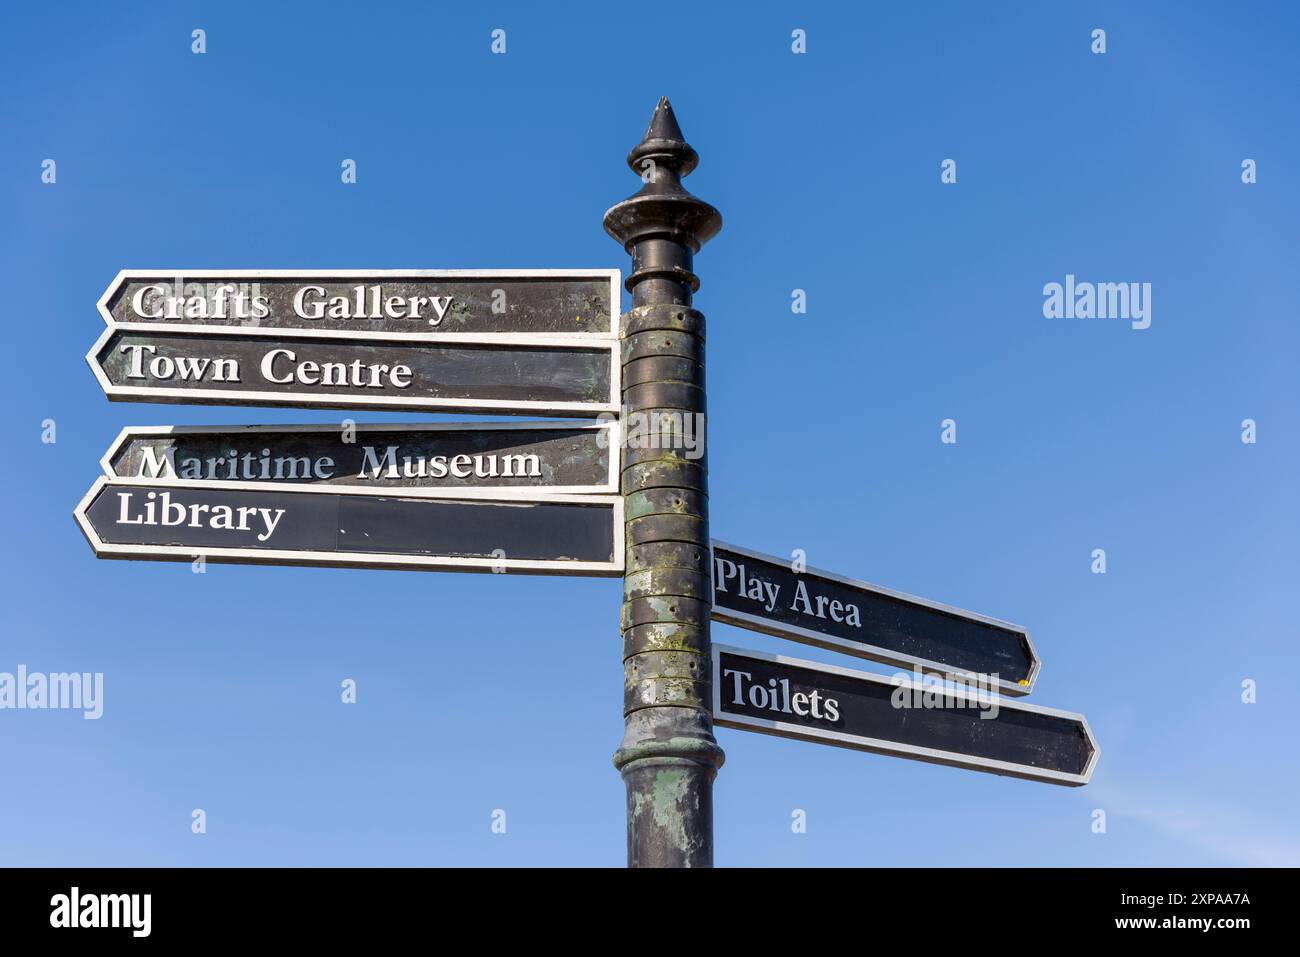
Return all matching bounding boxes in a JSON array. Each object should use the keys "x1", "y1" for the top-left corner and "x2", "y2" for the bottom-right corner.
[
  {"x1": 72, "y1": 99, "x2": 1100, "y2": 869},
  {"x1": 713, "y1": 645, "x2": 1098, "y2": 786},
  {"x1": 101, "y1": 422, "x2": 618, "y2": 496},
  {"x1": 710, "y1": 541, "x2": 1040, "y2": 696},
  {"x1": 75, "y1": 476, "x2": 623, "y2": 575}
]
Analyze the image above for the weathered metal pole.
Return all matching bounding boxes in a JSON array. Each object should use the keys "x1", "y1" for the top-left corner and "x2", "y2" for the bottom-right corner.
[{"x1": 604, "y1": 98, "x2": 724, "y2": 867}]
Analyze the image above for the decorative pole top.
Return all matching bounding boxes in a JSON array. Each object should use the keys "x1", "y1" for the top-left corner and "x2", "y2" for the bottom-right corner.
[
  {"x1": 603, "y1": 98, "x2": 721, "y2": 293},
  {"x1": 626, "y1": 96, "x2": 699, "y2": 177}
]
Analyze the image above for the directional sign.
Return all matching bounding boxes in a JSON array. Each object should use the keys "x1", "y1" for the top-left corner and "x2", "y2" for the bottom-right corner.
[
  {"x1": 75, "y1": 477, "x2": 623, "y2": 575},
  {"x1": 86, "y1": 328, "x2": 619, "y2": 415},
  {"x1": 101, "y1": 422, "x2": 617, "y2": 497},
  {"x1": 713, "y1": 645, "x2": 1098, "y2": 786},
  {"x1": 710, "y1": 542, "x2": 1040, "y2": 697},
  {"x1": 98, "y1": 269, "x2": 620, "y2": 338}
]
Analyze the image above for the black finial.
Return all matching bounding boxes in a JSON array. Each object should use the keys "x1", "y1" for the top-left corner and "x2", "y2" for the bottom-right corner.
[
  {"x1": 604, "y1": 99, "x2": 721, "y2": 294},
  {"x1": 627, "y1": 97, "x2": 698, "y2": 177}
]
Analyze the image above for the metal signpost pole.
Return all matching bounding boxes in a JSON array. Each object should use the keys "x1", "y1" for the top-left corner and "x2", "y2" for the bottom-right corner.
[{"x1": 604, "y1": 99, "x2": 724, "y2": 867}]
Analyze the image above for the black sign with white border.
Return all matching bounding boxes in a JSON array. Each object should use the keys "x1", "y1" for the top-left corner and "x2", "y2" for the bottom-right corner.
[
  {"x1": 98, "y1": 269, "x2": 620, "y2": 339},
  {"x1": 710, "y1": 541, "x2": 1041, "y2": 696},
  {"x1": 86, "y1": 327, "x2": 620, "y2": 417},
  {"x1": 100, "y1": 421, "x2": 618, "y2": 497},
  {"x1": 712, "y1": 644, "x2": 1097, "y2": 786},
  {"x1": 74, "y1": 477, "x2": 624, "y2": 575}
]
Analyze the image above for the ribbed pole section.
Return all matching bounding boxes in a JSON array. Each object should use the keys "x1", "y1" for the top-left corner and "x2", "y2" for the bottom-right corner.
[{"x1": 604, "y1": 98, "x2": 724, "y2": 868}]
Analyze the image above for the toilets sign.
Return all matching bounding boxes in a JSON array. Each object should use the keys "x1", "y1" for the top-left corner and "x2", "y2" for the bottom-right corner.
[{"x1": 712, "y1": 645, "x2": 1098, "y2": 786}]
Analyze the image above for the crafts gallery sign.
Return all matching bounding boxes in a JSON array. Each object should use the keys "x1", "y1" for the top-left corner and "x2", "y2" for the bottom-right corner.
[{"x1": 99, "y1": 270, "x2": 620, "y2": 336}]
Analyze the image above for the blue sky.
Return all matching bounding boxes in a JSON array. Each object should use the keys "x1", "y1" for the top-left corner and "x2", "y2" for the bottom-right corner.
[{"x1": 2, "y1": 1, "x2": 1297, "y2": 866}]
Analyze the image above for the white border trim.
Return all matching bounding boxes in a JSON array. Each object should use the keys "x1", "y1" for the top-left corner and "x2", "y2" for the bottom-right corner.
[
  {"x1": 73, "y1": 476, "x2": 625, "y2": 576},
  {"x1": 98, "y1": 269, "x2": 621, "y2": 339},
  {"x1": 708, "y1": 540, "x2": 1041, "y2": 697},
  {"x1": 86, "y1": 326, "x2": 621, "y2": 417},
  {"x1": 100, "y1": 421, "x2": 620, "y2": 498},
  {"x1": 711, "y1": 644, "x2": 1098, "y2": 787}
]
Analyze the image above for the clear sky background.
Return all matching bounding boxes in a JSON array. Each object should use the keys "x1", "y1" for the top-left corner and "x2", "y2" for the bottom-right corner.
[{"x1": 3, "y1": 1, "x2": 1297, "y2": 867}]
